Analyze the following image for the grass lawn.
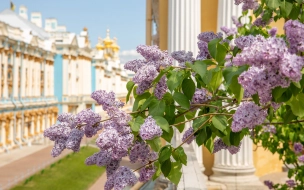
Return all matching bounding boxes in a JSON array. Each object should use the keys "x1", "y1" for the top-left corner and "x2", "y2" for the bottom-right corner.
[{"x1": 11, "y1": 146, "x2": 105, "y2": 190}]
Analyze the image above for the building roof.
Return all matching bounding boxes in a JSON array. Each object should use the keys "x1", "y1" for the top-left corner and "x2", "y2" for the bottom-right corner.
[{"x1": 0, "y1": 9, "x2": 49, "y2": 40}]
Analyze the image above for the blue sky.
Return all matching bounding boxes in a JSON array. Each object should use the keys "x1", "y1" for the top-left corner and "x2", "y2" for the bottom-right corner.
[{"x1": 0, "y1": 0, "x2": 146, "y2": 53}]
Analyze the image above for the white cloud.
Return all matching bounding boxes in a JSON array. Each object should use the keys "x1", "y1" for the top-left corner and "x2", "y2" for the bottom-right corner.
[{"x1": 119, "y1": 49, "x2": 141, "y2": 64}]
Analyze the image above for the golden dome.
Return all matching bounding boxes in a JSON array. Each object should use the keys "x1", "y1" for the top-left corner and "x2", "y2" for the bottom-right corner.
[
  {"x1": 111, "y1": 37, "x2": 120, "y2": 52},
  {"x1": 103, "y1": 29, "x2": 114, "y2": 46},
  {"x1": 83, "y1": 27, "x2": 88, "y2": 31}
]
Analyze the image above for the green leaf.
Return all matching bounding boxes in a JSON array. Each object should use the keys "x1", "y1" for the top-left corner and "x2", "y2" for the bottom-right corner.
[
  {"x1": 230, "y1": 76, "x2": 244, "y2": 103},
  {"x1": 152, "y1": 161, "x2": 161, "y2": 180},
  {"x1": 126, "y1": 81, "x2": 135, "y2": 103},
  {"x1": 133, "y1": 92, "x2": 151, "y2": 111},
  {"x1": 173, "y1": 92, "x2": 190, "y2": 109},
  {"x1": 267, "y1": 0, "x2": 280, "y2": 10},
  {"x1": 215, "y1": 43, "x2": 227, "y2": 64},
  {"x1": 159, "y1": 145, "x2": 172, "y2": 163},
  {"x1": 209, "y1": 69, "x2": 223, "y2": 93},
  {"x1": 230, "y1": 132, "x2": 242, "y2": 146},
  {"x1": 172, "y1": 147, "x2": 187, "y2": 166},
  {"x1": 186, "y1": 61, "x2": 207, "y2": 80},
  {"x1": 153, "y1": 67, "x2": 172, "y2": 84},
  {"x1": 165, "y1": 105, "x2": 176, "y2": 124},
  {"x1": 212, "y1": 115, "x2": 227, "y2": 133},
  {"x1": 129, "y1": 116, "x2": 144, "y2": 133},
  {"x1": 162, "y1": 127, "x2": 174, "y2": 142},
  {"x1": 174, "y1": 115, "x2": 185, "y2": 133},
  {"x1": 162, "y1": 92, "x2": 174, "y2": 105},
  {"x1": 286, "y1": 94, "x2": 304, "y2": 117},
  {"x1": 193, "y1": 117, "x2": 209, "y2": 130},
  {"x1": 141, "y1": 96, "x2": 156, "y2": 111},
  {"x1": 272, "y1": 87, "x2": 287, "y2": 101},
  {"x1": 167, "y1": 162, "x2": 182, "y2": 185},
  {"x1": 161, "y1": 159, "x2": 172, "y2": 177},
  {"x1": 182, "y1": 78, "x2": 196, "y2": 100},
  {"x1": 208, "y1": 38, "x2": 221, "y2": 59},
  {"x1": 153, "y1": 116, "x2": 170, "y2": 133},
  {"x1": 280, "y1": 0, "x2": 293, "y2": 17},
  {"x1": 167, "y1": 70, "x2": 184, "y2": 91},
  {"x1": 223, "y1": 66, "x2": 247, "y2": 86},
  {"x1": 149, "y1": 99, "x2": 166, "y2": 116},
  {"x1": 147, "y1": 137, "x2": 161, "y2": 152},
  {"x1": 289, "y1": 4, "x2": 301, "y2": 20},
  {"x1": 284, "y1": 106, "x2": 296, "y2": 124},
  {"x1": 205, "y1": 138, "x2": 214, "y2": 153}
]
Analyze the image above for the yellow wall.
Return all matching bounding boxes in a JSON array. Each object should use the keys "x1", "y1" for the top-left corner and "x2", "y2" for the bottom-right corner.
[
  {"x1": 158, "y1": 0, "x2": 168, "y2": 50},
  {"x1": 201, "y1": 0, "x2": 219, "y2": 32},
  {"x1": 253, "y1": 144, "x2": 283, "y2": 177}
]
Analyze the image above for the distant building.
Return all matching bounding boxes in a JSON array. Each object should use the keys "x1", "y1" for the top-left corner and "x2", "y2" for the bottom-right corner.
[
  {"x1": 0, "y1": 8, "x2": 58, "y2": 153},
  {"x1": 0, "y1": 5, "x2": 130, "y2": 153}
]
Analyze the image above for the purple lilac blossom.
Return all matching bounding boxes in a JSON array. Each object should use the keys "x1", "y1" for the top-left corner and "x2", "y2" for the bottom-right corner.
[
  {"x1": 263, "y1": 125, "x2": 276, "y2": 134},
  {"x1": 234, "y1": 35, "x2": 256, "y2": 50},
  {"x1": 182, "y1": 127, "x2": 195, "y2": 144},
  {"x1": 192, "y1": 88, "x2": 212, "y2": 104},
  {"x1": 231, "y1": 102, "x2": 267, "y2": 132},
  {"x1": 232, "y1": 16, "x2": 243, "y2": 27},
  {"x1": 139, "y1": 116, "x2": 163, "y2": 140},
  {"x1": 264, "y1": 180, "x2": 273, "y2": 189},
  {"x1": 224, "y1": 54, "x2": 233, "y2": 67},
  {"x1": 85, "y1": 152, "x2": 98, "y2": 165},
  {"x1": 284, "y1": 20, "x2": 304, "y2": 54},
  {"x1": 220, "y1": 26, "x2": 237, "y2": 36},
  {"x1": 280, "y1": 53, "x2": 304, "y2": 82},
  {"x1": 268, "y1": 28, "x2": 277, "y2": 37},
  {"x1": 65, "y1": 128, "x2": 84, "y2": 152},
  {"x1": 124, "y1": 59, "x2": 146, "y2": 73},
  {"x1": 91, "y1": 90, "x2": 124, "y2": 111},
  {"x1": 286, "y1": 179, "x2": 296, "y2": 188},
  {"x1": 171, "y1": 50, "x2": 195, "y2": 67},
  {"x1": 139, "y1": 166, "x2": 156, "y2": 182},
  {"x1": 133, "y1": 65, "x2": 159, "y2": 84},
  {"x1": 213, "y1": 138, "x2": 242, "y2": 154},
  {"x1": 104, "y1": 166, "x2": 138, "y2": 190},
  {"x1": 154, "y1": 76, "x2": 168, "y2": 100},
  {"x1": 136, "y1": 80, "x2": 152, "y2": 95},
  {"x1": 106, "y1": 159, "x2": 121, "y2": 177},
  {"x1": 51, "y1": 139, "x2": 67, "y2": 157},
  {"x1": 242, "y1": 0, "x2": 259, "y2": 11},
  {"x1": 197, "y1": 32, "x2": 223, "y2": 43},
  {"x1": 298, "y1": 155, "x2": 304, "y2": 162},
  {"x1": 75, "y1": 109, "x2": 102, "y2": 137},
  {"x1": 294, "y1": 143, "x2": 303, "y2": 154},
  {"x1": 253, "y1": 17, "x2": 273, "y2": 27},
  {"x1": 129, "y1": 141, "x2": 151, "y2": 164},
  {"x1": 196, "y1": 41, "x2": 210, "y2": 60}
]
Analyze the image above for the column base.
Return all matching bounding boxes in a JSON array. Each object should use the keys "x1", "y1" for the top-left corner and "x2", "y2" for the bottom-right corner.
[{"x1": 210, "y1": 167, "x2": 264, "y2": 190}]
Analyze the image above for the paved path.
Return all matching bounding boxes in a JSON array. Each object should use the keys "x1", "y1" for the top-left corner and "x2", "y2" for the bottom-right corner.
[{"x1": 0, "y1": 145, "x2": 72, "y2": 190}]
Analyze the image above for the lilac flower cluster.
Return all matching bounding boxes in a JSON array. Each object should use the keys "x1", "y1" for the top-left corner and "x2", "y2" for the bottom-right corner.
[
  {"x1": 268, "y1": 28, "x2": 277, "y2": 37},
  {"x1": 234, "y1": 0, "x2": 259, "y2": 11},
  {"x1": 89, "y1": 90, "x2": 138, "y2": 188},
  {"x1": 192, "y1": 88, "x2": 212, "y2": 104},
  {"x1": 231, "y1": 102, "x2": 267, "y2": 132},
  {"x1": 233, "y1": 35, "x2": 304, "y2": 104},
  {"x1": 253, "y1": 17, "x2": 273, "y2": 27},
  {"x1": 213, "y1": 138, "x2": 242, "y2": 154},
  {"x1": 154, "y1": 76, "x2": 168, "y2": 100},
  {"x1": 264, "y1": 180, "x2": 273, "y2": 189},
  {"x1": 234, "y1": 35, "x2": 256, "y2": 50},
  {"x1": 171, "y1": 50, "x2": 195, "y2": 67},
  {"x1": 262, "y1": 125, "x2": 276, "y2": 134},
  {"x1": 232, "y1": 16, "x2": 243, "y2": 28},
  {"x1": 220, "y1": 26, "x2": 237, "y2": 36},
  {"x1": 44, "y1": 109, "x2": 104, "y2": 157},
  {"x1": 124, "y1": 45, "x2": 173, "y2": 95},
  {"x1": 104, "y1": 166, "x2": 138, "y2": 190},
  {"x1": 286, "y1": 179, "x2": 296, "y2": 188},
  {"x1": 197, "y1": 32, "x2": 223, "y2": 60},
  {"x1": 182, "y1": 127, "x2": 195, "y2": 144},
  {"x1": 298, "y1": 155, "x2": 304, "y2": 162},
  {"x1": 293, "y1": 143, "x2": 303, "y2": 154},
  {"x1": 139, "y1": 166, "x2": 155, "y2": 182},
  {"x1": 129, "y1": 141, "x2": 155, "y2": 164},
  {"x1": 224, "y1": 54, "x2": 233, "y2": 67},
  {"x1": 139, "y1": 116, "x2": 163, "y2": 140},
  {"x1": 284, "y1": 20, "x2": 304, "y2": 54}
]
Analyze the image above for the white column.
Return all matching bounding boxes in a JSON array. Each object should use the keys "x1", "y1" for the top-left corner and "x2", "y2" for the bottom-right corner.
[
  {"x1": 217, "y1": 0, "x2": 245, "y2": 32},
  {"x1": 3, "y1": 52, "x2": 8, "y2": 98},
  {"x1": 210, "y1": 136, "x2": 263, "y2": 188}
]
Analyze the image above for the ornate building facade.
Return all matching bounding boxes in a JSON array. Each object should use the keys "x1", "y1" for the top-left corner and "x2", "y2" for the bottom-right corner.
[
  {"x1": 0, "y1": 5, "x2": 130, "y2": 153},
  {"x1": 0, "y1": 9, "x2": 58, "y2": 153},
  {"x1": 146, "y1": 0, "x2": 286, "y2": 189}
]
